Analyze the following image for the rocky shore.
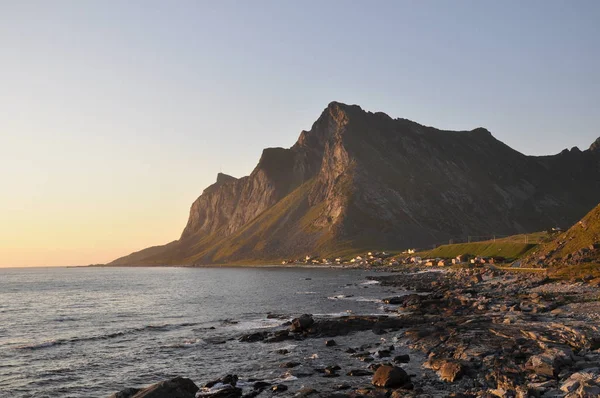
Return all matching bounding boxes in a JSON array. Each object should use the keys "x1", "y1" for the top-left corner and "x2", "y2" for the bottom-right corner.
[{"x1": 109, "y1": 267, "x2": 600, "y2": 398}]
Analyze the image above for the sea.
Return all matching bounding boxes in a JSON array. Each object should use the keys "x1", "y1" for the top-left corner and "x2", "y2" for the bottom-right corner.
[{"x1": 0, "y1": 266, "x2": 408, "y2": 397}]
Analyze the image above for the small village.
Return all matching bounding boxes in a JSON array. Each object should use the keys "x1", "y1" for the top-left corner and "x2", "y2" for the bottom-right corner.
[{"x1": 280, "y1": 250, "x2": 507, "y2": 267}]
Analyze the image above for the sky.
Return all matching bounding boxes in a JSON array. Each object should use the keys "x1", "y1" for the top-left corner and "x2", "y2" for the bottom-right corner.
[{"x1": 1, "y1": 1, "x2": 599, "y2": 267}]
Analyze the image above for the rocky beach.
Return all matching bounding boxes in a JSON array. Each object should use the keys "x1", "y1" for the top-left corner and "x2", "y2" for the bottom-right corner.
[{"x1": 109, "y1": 266, "x2": 600, "y2": 398}]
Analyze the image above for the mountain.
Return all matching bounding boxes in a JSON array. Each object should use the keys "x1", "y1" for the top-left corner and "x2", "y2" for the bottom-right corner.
[
  {"x1": 522, "y1": 203, "x2": 600, "y2": 278},
  {"x1": 111, "y1": 102, "x2": 600, "y2": 265}
]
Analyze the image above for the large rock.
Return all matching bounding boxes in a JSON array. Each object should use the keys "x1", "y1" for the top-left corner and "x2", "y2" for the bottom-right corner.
[
  {"x1": 439, "y1": 361, "x2": 463, "y2": 383},
  {"x1": 371, "y1": 365, "x2": 410, "y2": 388},
  {"x1": 561, "y1": 370, "x2": 600, "y2": 396},
  {"x1": 197, "y1": 385, "x2": 242, "y2": 398},
  {"x1": 109, "y1": 377, "x2": 199, "y2": 398},
  {"x1": 525, "y1": 348, "x2": 573, "y2": 378},
  {"x1": 290, "y1": 314, "x2": 314, "y2": 332},
  {"x1": 425, "y1": 358, "x2": 463, "y2": 383}
]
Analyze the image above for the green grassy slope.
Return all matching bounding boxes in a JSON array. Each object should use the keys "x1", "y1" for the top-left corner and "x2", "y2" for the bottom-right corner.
[
  {"x1": 415, "y1": 232, "x2": 552, "y2": 261},
  {"x1": 416, "y1": 241, "x2": 537, "y2": 261},
  {"x1": 523, "y1": 203, "x2": 600, "y2": 278}
]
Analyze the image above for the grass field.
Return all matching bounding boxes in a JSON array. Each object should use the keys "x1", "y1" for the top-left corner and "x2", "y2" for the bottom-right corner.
[{"x1": 415, "y1": 238, "x2": 543, "y2": 261}]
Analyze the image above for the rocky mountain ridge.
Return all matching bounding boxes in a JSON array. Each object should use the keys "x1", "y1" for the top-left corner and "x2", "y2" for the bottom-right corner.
[{"x1": 111, "y1": 102, "x2": 600, "y2": 265}]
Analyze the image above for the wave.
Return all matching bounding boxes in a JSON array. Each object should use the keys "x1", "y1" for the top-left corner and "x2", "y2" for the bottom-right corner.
[
  {"x1": 162, "y1": 338, "x2": 205, "y2": 349},
  {"x1": 313, "y1": 311, "x2": 354, "y2": 317},
  {"x1": 17, "y1": 340, "x2": 61, "y2": 350},
  {"x1": 327, "y1": 294, "x2": 354, "y2": 300},
  {"x1": 274, "y1": 344, "x2": 297, "y2": 351},
  {"x1": 328, "y1": 295, "x2": 381, "y2": 303},
  {"x1": 16, "y1": 321, "x2": 199, "y2": 351},
  {"x1": 360, "y1": 280, "x2": 381, "y2": 285},
  {"x1": 227, "y1": 318, "x2": 286, "y2": 331}
]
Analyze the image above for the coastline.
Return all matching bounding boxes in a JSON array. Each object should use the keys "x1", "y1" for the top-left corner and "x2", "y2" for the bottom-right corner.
[{"x1": 108, "y1": 265, "x2": 600, "y2": 398}]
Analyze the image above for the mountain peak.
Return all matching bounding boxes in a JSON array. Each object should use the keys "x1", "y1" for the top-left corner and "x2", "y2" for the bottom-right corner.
[
  {"x1": 111, "y1": 102, "x2": 600, "y2": 266},
  {"x1": 216, "y1": 172, "x2": 237, "y2": 184},
  {"x1": 471, "y1": 127, "x2": 492, "y2": 135},
  {"x1": 202, "y1": 173, "x2": 237, "y2": 195},
  {"x1": 590, "y1": 137, "x2": 600, "y2": 152}
]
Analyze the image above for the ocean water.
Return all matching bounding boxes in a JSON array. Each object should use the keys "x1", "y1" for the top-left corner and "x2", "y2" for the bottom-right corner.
[{"x1": 0, "y1": 266, "x2": 403, "y2": 397}]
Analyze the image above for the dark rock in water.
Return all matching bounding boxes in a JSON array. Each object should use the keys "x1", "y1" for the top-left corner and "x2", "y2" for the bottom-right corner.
[
  {"x1": 323, "y1": 365, "x2": 341, "y2": 375},
  {"x1": 382, "y1": 296, "x2": 405, "y2": 304},
  {"x1": 198, "y1": 385, "x2": 242, "y2": 398},
  {"x1": 376, "y1": 349, "x2": 391, "y2": 358},
  {"x1": 345, "y1": 348, "x2": 356, "y2": 353},
  {"x1": 393, "y1": 354, "x2": 410, "y2": 363},
  {"x1": 371, "y1": 365, "x2": 410, "y2": 388},
  {"x1": 204, "y1": 374, "x2": 238, "y2": 388},
  {"x1": 384, "y1": 294, "x2": 422, "y2": 307},
  {"x1": 295, "y1": 387, "x2": 318, "y2": 396},
  {"x1": 264, "y1": 330, "x2": 291, "y2": 343},
  {"x1": 271, "y1": 384, "x2": 288, "y2": 393},
  {"x1": 110, "y1": 377, "x2": 199, "y2": 398},
  {"x1": 279, "y1": 362, "x2": 300, "y2": 368},
  {"x1": 325, "y1": 339, "x2": 337, "y2": 347},
  {"x1": 347, "y1": 369, "x2": 372, "y2": 376},
  {"x1": 109, "y1": 388, "x2": 140, "y2": 398},
  {"x1": 266, "y1": 313, "x2": 290, "y2": 320},
  {"x1": 252, "y1": 381, "x2": 271, "y2": 390},
  {"x1": 308, "y1": 315, "x2": 413, "y2": 338},
  {"x1": 239, "y1": 332, "x2": 268, "y2": 343},
  {"x1": 275, "y1": 349, "x2": 289, "y2": 355},
  {"x1": 290, "y1": 314, "x2": 314, "y2": 332}
]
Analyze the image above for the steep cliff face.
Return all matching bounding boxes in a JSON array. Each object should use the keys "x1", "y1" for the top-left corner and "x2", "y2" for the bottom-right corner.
[{"x1": 111, "y1": 102, "x2": 600, "y2": 265}]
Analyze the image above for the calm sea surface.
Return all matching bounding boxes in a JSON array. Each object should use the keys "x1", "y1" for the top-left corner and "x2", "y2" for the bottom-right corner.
[{"x1": 0, "y1": 266, "x2": 402, "y2": 397}]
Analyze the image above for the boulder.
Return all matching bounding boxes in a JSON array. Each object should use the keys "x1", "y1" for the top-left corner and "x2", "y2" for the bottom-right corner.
[
  {"x1": 383, "y1": 294, "x2": 421, "y2": 306},
  {"x1": 279, "y1": 362, "x2": 300, "y2": 368},
  {"x1": 526, "y1": 348, "x2": 573, "y2": 379},
  {"x1": 347, "y1": 369, "x2": 372, "y2": 376},
  {"x1": 110, "y1": 377, "x2": 199, "y2": 398},
  {"x1": 252, "y1": 381, "x2": 271, "y2": 390},
  {"x1": 264, "y1": 330, "x2": 290, "y2": 343},
  {"x1": 197, "y1": 385, "x2": 242, "y2": 398},
  {"x1": 425, "y1": 359, "x2": 463, "y2": 382},
  {"x1": 204, "y1": 375, "x2": 238, "y2": 388},
  {"x1": 295, "y1": 387, "x2": 318, "y2": 396},
  {"x1": 393, "y1": 354, "x2": 410, "y2": 363},
  {"x1": 290, "y1": 314, "x2": 314, "y2": 333},
  {"x1": 371, "y1": 365, "x2": 410, "y2": 388},
  {"x1": 239, "y1": 332, "x2": 268, "y2": 343},
  {"x1": 271, "y1": 384, "x2": 288, "y2": 393},
  {"x1": 110, "y1": 388, "x2": 140, "y2": 398},
  {"x1": 439, "y1": 361, "x2": 463, "y2": 382}
]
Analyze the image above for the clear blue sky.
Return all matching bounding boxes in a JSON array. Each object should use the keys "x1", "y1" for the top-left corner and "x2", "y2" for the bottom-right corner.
[{"x1": 1, "y1": 1, "x2": 599, "y2": 266}]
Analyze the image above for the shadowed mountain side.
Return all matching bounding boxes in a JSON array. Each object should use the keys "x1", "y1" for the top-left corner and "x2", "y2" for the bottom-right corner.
[{"x1": 111, "y1": 102, "x2": 600, "y2": 265}]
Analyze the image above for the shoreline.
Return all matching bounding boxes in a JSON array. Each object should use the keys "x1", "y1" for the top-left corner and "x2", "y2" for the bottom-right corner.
[{"x1": 109, "y1": 265, "x2": 600, "y2": 397}]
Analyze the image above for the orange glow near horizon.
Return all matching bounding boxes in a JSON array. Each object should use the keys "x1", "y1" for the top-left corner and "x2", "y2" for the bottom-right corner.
[{"x1": 0, "y1": 201, "x2": 188, "y2": 267}]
